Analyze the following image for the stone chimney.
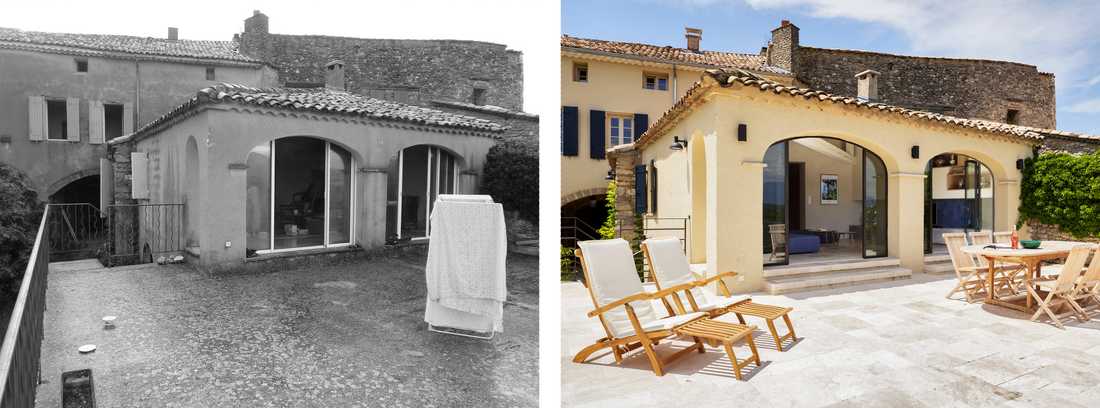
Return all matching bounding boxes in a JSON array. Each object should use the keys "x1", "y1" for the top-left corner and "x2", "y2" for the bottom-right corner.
[
  {"x1": 325, "y1": 60, "x2": 346, "y2": 91},
  {"x1": 685, "y1": 27, "x2": 702, "y2": 52},
  {"x1": 167, "y1": 27, "x2": 178, "y2": 41},
  {"x1": 855, "y1": 70, "x2": 880, "y2": 101},
  {"x1": 766, "y1": 19, "x2": 799, "y2": 73},
  {"x1": 244, "y1": 10, "x2": 268, "y2": 35}
]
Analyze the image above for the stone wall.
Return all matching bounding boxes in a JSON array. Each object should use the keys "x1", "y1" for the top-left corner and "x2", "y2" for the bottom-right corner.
[
  {"x1": 608, "y1": 146, "x2": 640, "y2": 241},
  {"x1": 239, "y1": 12, "x2": 523, "y2": 111},
  {"x1": 1039, "y1": 135, "x2": 1100, "y2": 154},
  {"x1": 792, "y1": 47, "x2": 1056, "y2": 128},
  {"x1": 428, "y1": 101, "x2": 538, "y2": 143},
  {"x1": 1026, "y1": 219, "x2": 1100, "y2": 243}
]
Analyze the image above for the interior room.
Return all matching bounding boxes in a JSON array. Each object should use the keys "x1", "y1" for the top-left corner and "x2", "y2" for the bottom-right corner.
[{"x1": 925, "y1": 153, "x2": 994, "y2": 253}]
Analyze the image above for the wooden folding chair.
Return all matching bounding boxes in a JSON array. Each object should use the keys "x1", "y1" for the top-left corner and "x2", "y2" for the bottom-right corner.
[
  {"x1": 642, "y1": 237, "x2": 797, "y2": 351},
  {"x1": 768, "y1": 224, "x2": 787, "y2": 262},
  {"x1": 968, "y1": 231, "x2": 1024, "y2": 293},
  {"x1": 1029, "y1": 245, "x2": 1092, "y2": 329},
  {"x1": 573, "y1": 239, "x2": 762, "y2": 379},
  {"x1": 1066, "y1": 247, "x2": 1100, "y2": 319},
  {"x1": 944, "y1": 233, "x2": 1003, "y2": 302}
]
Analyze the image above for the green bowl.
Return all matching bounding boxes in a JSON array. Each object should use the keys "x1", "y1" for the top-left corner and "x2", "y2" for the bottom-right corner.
[{"x1": 1020, "y1": 240, "x2": 1041, "y2": 249}]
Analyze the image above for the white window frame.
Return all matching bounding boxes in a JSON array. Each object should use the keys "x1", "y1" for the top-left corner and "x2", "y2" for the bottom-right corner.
[
  {"x1": 256, "y1": 139, "x2": 355, "y2": 255},
  {"x1": 608, "y1": 114, "x2": 634, "y2": 146},
  {"x1": 643, "y1": 72, "x2": 669, "y2": 91},
  {"x1": 395, "y1": 146, "x2": 461, "y2": 241}
]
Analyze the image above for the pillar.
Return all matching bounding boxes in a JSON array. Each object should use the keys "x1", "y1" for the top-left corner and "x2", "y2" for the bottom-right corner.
[
  {"x1": 359, "y1": 167, "x2": 389, "y2": 248},
  {"x1": 710, "y1": 132, "x2": 766, "y2": 292},
  {"x1": 893, "y1": 172, "x2": 926, "y2": 273}
]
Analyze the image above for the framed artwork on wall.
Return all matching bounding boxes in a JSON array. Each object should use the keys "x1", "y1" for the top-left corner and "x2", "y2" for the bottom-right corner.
[{"x1": 820, "y1": 174, "x2": 838, "y2": 205}]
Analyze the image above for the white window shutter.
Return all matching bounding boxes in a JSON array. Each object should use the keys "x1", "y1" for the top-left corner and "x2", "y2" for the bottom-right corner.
[
  {"x1": 28, "y1": 95, "x2": 45, "y2": 141},
  {"x1": 66, "y1": 97, "x2": 80, "y2": 142},
  {"x1": 122, "y1": 102, "x2": 134, "y2": 135},
  {"x1": 131, "y1": 152, "x2": 149, "y2": 199},
  {"x1": 88, "y1": 101, "x2": 105, "y2": 144}
]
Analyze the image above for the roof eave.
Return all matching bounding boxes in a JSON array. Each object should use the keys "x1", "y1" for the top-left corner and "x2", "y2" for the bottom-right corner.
[{"x1": 561, "y1": 46, "x2": 791, "y2": 77}]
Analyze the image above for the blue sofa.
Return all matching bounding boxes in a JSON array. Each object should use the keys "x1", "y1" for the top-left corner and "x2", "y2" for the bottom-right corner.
[{"x1": 788, "y1": 233, "x2": 821, "y2": 254}]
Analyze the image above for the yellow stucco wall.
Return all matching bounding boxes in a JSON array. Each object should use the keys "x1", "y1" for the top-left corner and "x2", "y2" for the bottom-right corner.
[{"x1": 639, "y1": 85, "x2": 1036, "y2": 293}]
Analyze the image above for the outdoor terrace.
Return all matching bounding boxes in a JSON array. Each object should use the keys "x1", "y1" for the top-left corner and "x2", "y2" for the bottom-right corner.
[
  {"x1": 562, "y1": 274, "x2": 1100, "y2": 407},
  {"x1": 33, "y1": 248, "x2": 538, "y2": 407}
]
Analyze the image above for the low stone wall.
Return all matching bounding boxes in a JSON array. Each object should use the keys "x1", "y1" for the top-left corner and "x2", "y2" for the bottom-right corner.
[{"x1": 1026, "y1": 220, "x2": 1100, "y2": 243}]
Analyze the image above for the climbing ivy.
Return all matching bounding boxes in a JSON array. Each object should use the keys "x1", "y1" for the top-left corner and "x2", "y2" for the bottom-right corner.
[
  {"x1": 598, "y1": 181, "x2": 617, "y2": 239},
  {"x1": 1019, "y1": 151, "x2": 1100, "y2": 238}
]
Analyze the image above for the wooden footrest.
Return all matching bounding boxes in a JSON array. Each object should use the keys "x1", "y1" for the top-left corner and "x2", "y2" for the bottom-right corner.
[
  {"x1": 728, "y1": 301, "x2": 798, "y2": 351},
  {"x1": 673, "y1": 318, "x2": 761, "y2": 380}
]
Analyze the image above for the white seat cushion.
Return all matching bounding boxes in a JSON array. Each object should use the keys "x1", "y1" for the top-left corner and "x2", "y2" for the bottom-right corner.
[
  {"x1": 644, "y1": 237, "x2": 711, "y2": 305},
  {"x1": 696, "y1": 295, "x2": 751, "y2": 312},
  {"x1": 632, "y1": 312, "x2": 706, "y2": 336},
  {"x1": 578, "y1": 239, "x2": 657, "y2": 338}
]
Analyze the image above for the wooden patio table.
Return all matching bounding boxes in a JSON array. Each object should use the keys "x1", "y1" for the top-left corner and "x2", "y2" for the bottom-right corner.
[{"x1": 961, "y1": 241, "x2": 1098, "y2": 312}]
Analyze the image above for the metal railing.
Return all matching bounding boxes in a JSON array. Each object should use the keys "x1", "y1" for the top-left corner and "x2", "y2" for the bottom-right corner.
[
  {"x1": 0, "y1": 205, "x2": 50, "y2": 406},
  {"x1": 46, "y1": 203, "x2": 107, "y2": 262}
]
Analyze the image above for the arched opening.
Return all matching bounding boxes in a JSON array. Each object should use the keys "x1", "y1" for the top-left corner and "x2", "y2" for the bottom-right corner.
[
  {"x1": 185, "y1": 137, "x2": 200, "y2": 247},
  {"x1": 762, "y1": 137, "x2": 888, "y2": 266},
  {"x1": 245, "y1": 136, "x2": 355, "y2": 255},
  {"x1": 924, "y1": 153, "x2": 995, "y2": 254},
  {"x1": 561, "y1": 194, "x2": 606, "y2": 244},
  {"x1": 49, "y1": 174, "x2": 99, "y2": 204},
  {"x1": 385, "y1": 145, "x2": 462, "y2": 241}
]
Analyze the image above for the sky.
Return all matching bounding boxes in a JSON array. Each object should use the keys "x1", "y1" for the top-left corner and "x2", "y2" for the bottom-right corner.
[
  {"x1": 563, "y1": 0, "x2": 1100, "y2": 134},
  {"x1": 0, "y1": 0, "x2": 557, "y2": 113}
]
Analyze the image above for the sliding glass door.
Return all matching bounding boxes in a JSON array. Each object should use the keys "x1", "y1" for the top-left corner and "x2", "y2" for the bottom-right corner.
[
  {"x1": 762, "y1": 142, "x2": 788, "y2": 266},
  {"x1": 387, "y1": 145, "x2": 460, "y2": 241},
  {"x1": 862, "y1": 149, "x2": 888, "y2": 258},
  {"x1": 245, "y1": 137, "x2": 354, "y2": 255}
]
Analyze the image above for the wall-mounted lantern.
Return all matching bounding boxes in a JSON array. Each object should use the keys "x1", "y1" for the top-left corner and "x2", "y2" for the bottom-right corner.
[
  {"x1": 910, "y1": 145, "x2": 920, "y2": 159},
  {"x1": 737, "y1": 124, "x2": 748, "y2": 141},
  {"x1": 669, "y1": 136, "x2": 688, "y2": 151},
  {"x1": 1016, "y1": 159, "x2": 1025, "y2": 170},
  {"x1": 605, "y1": 169, "x2": 615, "y2": 180}
]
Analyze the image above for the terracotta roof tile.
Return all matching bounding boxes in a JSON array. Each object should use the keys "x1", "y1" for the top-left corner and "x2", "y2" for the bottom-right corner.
[
  {"x1": 113, "y1": 84, "x2": 505, "y2": 144},
  {"x1": 0, "y1": 27, "x2": 260, "y2": 64},
  {"x1": 638, "y1": 69, "x2": 1098, "y2": 148},
  {"x1": 561, "y1": 35, "x2": 789, "y2": 75}
]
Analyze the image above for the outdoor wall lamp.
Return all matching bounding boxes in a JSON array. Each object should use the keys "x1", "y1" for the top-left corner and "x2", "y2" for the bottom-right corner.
[
  {"x1": 605, "y1": 170, "x2": 615, "y2": 180},
  {"x1": 1016, "y1": 159, "x2": 1025, "y2": 170},
  {"x1": 910, "y1": 145, "x2": 920, "y2": 159},
  {"x1": 670, "y1": 136, "x2": 688, "y2": 150},
  {"x1": 737, "y1": 124, "x2": 748, "y2": 141}
]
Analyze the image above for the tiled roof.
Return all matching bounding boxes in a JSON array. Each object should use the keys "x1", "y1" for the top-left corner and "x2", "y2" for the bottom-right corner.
[
  {"x1": 430, "y1": 100, "x2": 539, "y2": 120},
  {"x1": 113, "y1": 84, "x2": 506, "y2": 144},
  {"x1": 638, "y1": 69, "x2": 1097, "y2": 148},
  {"x1": 561, "y1": 35, "x2": 790, "y2": 75},
  {"x1": 0, "y1": 27, "x2": 261, "y2": 65}
]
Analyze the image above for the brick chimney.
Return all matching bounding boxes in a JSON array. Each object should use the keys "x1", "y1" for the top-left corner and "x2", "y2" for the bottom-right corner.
[
  {"x1": 855, "y1": 70, "x2": 880, "y2": 101},
  {"x1": 325, "y1": 60, "x2": 346, "y2": 91},
  {"x1": 766, "y1": 19, "x2": 799, "y2": 72},
  {"x1": 167, "y1": 27, "x2": 178, "y2": 41},
  {"x1": 685, "y1": 27, "x2": 702, "y2": 52}
]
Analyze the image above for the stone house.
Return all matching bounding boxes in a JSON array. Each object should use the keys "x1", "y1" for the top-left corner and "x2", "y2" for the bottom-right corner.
[
  {"x1": 560, "y1": 20, "x2": 1059, "y2": 238},
  {"x1": 107, "y1": 67, "x2": 505, "y2": 271}
]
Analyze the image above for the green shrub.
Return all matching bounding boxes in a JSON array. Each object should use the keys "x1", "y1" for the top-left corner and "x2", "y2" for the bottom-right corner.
[
  {"x1": 0, "y1": 163, "x2": 42, "y2": 295},
  {"x1": 598, "y1": 181, "x2": 617, "y2": 239},
  {"x1": 481, "y1": 138, "x2": 538, "y2": 223},
  {"x1": 560, "y1": 246, "x2": 575, "y2": 281},
  {"x1": 1019, "y1": 152, "x2": 1100, "y2": 238}
]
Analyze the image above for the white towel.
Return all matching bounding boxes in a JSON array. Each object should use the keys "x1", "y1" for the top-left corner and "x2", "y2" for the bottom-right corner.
[{"x1": 424, "y1": 199, "x2": 507, "y2": 332}]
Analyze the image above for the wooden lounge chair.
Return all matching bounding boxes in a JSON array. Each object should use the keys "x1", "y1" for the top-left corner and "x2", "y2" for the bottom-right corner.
[
  {"x1": 1069, "y1": 251, "x2": 1100, "y2": 317},
  {"x1": 968, "y1": 231, "x2": 1025, "y2": 293},
  {"x1": 944, "y1": 232, "x2": 1013, "y2": 302},
  {"x1": 1028, "y1": 244, "x2": 1092, "y2": 329},
  {"x1": 573, "y1": 239, "x2": 762, "y2": 379},
  {"x1": 768, "y1": 224, "x2": 787, "y2": 262},
  {"x1": 642, "y1": 236, "x2": 798, "y2": 351}
]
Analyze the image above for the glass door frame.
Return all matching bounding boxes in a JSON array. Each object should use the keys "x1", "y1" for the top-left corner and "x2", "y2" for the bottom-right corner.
[
  {"x1": 394, "y1": 146, "x2": 461, "y2": 241},
  {"x1": 860, "y1": 148, "x2": 888, "y2": 259},
  {"x1": 256, "y1": 138, "x2": 356, "y2": 255}
]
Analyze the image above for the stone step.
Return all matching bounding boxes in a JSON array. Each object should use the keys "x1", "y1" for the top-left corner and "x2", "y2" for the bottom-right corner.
[
  {"x1": 764, "y1": 267, "x2": 912, "y2": 295},
  {"x1": 762, "y1": 257, "x2": 901, "y2": 279},
  {"x1": 924, "y1": 254, "x2": 951, "y2": 264},
  {"x1": 924, "y1": 262, "x2": 956, "y2": 275},
  {"x1": 515, "y1": 239, "x2": 538, "y2": 247},
  {"x1": 510, "y1": 245, "x2": 538, "y2": 256}
]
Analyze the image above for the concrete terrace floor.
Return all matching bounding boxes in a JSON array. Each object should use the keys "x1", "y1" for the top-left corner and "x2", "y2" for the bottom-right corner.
[
  {"x1": 36, "y1": 249, "x2": 538, "y2": 408},
  {"x1": 562, "y1": 273, "x2": 1100, "y2": 407}
]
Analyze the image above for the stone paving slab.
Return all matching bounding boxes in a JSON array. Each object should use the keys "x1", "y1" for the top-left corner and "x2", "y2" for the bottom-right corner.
[
  {"x1": 36, "y1": 248, "x2": 538, "y2": 407},
  {"x1": 562, "y1": 273, "x2": 1100, "y2": 407}
]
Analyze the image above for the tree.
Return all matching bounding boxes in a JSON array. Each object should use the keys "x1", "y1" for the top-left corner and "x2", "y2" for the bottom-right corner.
[
  {"x1": 0, "y1": 163, "x2": 42, "y2": 295},
  {"x1": 481, "y1": 138, "x2": 538, "y2": 223}
]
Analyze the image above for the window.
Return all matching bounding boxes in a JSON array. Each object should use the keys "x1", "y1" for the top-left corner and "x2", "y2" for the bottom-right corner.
[
  {"x1": 205, "y1": 67, "x2": 216, "y2": 81},
  {"x1": 46, "y1": 99, "x2": 67, "y2": 140},
  {"x1": 104, "y1": 104, "x2": 124, "y2": 140},
  {"x1": 1006, "y1": 109, "x2": 1019, "y2": 125},
  {"x1": 75, "y1": 59, "x2": 88, "y2": 73},
  {"x1": 643, "y1": 73, "x2": 669, "y2": 91},
  {"x1": 471, "y1": 88, "x2": 486, "y2": 105},
  {"x1": 609, "y1": 114, "x2": 634, "y2": 146},
  {"x1": 573, "y1": 62, "x2": 588, "y2": 82}
]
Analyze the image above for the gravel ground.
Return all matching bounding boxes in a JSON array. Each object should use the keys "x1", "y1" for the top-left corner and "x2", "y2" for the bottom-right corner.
[{"x1": 35, "y1": 249, "x2": 538, "y2": 407}]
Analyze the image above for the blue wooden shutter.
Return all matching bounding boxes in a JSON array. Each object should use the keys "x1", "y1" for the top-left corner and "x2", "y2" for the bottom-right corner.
[
  {"x1": 650, "y1": 160, "x2": 658, "y2": 214},
  {"x1": 633, "y1": 113, "x2": 649, "y2": 142},
  {"x1": 561, "y1": 106, "x2": 578, "y2": 156},
  {"x1": 589, "y1": 110, "x2": 605, "y2": 159},
  {"x1": 635, "y1": 165, "x2": 647, "y2": 214}
]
